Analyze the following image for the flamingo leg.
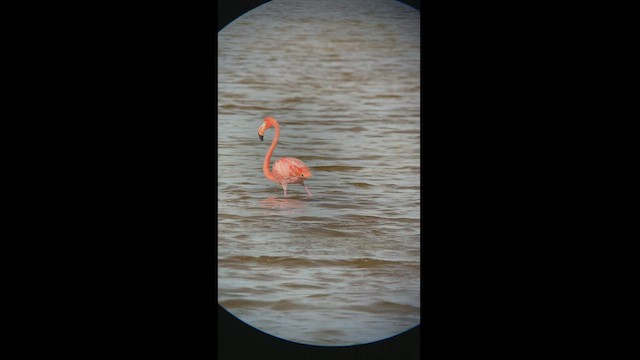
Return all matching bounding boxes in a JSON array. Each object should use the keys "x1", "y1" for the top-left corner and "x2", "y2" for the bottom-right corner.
[
  {"x1": 282, "y1": 183, "x2": 288, "y2": 197},
  {"x1": 303, "y1": 182, "x2": 312, "y2": 197}
]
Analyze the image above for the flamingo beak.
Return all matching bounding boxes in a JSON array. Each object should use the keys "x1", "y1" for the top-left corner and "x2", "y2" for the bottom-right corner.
[{"x1": 259, "y1": 134, "x2": 263, "y2": 141}]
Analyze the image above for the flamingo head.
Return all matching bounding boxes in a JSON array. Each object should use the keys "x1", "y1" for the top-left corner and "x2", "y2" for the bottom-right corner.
[{"x1": 258, "y1": 116, "x2": 277, "y2": 141}]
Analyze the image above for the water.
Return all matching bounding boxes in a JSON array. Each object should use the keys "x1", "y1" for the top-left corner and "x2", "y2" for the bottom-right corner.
[{"x1": 218, "y1": 0, "x2": 420, "y2": 346}]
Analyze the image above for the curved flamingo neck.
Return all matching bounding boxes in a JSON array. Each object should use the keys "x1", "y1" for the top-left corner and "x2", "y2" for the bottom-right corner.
[{"x1": 263, "y1": 121, "x2": 280, "y2": 182}]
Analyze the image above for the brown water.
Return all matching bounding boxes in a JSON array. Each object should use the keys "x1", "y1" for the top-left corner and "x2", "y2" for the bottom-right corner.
[{"x1": 218, "y1": 0, "x2": 420, "y2": 346}]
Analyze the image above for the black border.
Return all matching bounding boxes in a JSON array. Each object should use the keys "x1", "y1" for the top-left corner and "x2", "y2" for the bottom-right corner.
[{"x1": 35, "y1": 0, "x2": 580, "y2": 355}]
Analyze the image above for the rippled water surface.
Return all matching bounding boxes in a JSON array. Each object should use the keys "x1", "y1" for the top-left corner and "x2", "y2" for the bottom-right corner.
[{"x1": 218, "y1": 0, "x2": 420, "y2": 346}]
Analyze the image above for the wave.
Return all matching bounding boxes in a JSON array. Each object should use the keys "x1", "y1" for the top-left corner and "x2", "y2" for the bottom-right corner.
[{"x1": 218, "y1": 255, "x2": 417, "y2": 269}]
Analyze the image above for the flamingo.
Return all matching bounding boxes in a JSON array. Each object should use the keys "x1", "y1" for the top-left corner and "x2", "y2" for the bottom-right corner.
[{"x1": 258, "y1": 116, "x2": 313, "y2": 197}]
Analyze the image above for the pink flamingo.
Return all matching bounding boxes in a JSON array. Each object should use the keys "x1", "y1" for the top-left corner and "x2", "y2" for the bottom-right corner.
[{"x1": 258, "y1": 116, "x2": 313, "y2": 197}]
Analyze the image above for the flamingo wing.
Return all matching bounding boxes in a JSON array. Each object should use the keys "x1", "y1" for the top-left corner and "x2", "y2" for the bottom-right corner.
[{"x1": 273, "y1": 157, "x2": 312, "y2": 181}]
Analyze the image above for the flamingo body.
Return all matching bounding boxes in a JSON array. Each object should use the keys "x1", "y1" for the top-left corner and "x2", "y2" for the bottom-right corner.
[
  {"x1": 272, "y1": 157, "x2": 312, "y2": 184},
  {"x1": 258, "y1": 117, "x2": 312, "y2": 197}
]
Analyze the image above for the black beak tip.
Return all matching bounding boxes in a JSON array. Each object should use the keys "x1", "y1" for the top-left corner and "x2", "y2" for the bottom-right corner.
[{"x1": 259, "y1": 135, "x2": 263, "y2": 141}]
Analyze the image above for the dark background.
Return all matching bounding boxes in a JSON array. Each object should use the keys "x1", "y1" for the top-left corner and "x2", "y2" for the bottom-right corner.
[{"x1": 22, "y1": 0, "x2": 589, "y2": 357}]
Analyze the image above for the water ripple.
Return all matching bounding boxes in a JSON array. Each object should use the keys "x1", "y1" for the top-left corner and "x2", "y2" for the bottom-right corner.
[{"x1": 218, "y1": 0, "x2": 420, "y2": 347}]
